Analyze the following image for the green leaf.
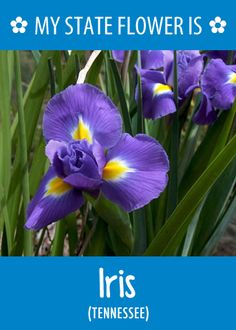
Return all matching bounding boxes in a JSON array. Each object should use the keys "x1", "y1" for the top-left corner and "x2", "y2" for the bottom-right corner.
[
  {"x1": 85, "y1": 51, "x2": 104, "y2": 85},
  {"x1": 135, "y1": 51, "x2": 144, "y2": 134},
  {"x1": 65, "y1": 214, "x2": 78, "y2": 256},
  {"x1": 145, "y1": 133, "x2": 236, "y2": 256},
  {"x1": 84, "y1": 219, "x2": 108, "y2": 256},
  {"x1": 51, "y1": 221, "x2": 66, "y2": 256},
  {"x1": 201, "y1": 193, "x2": 236, "y2": 255},
  {"x1": 88, "y1": 194, "x2": 134, "y2": 255},
  {"x1": 166, "y1": 51, "x2": 179, "y2": 217},
  {"x1": 109, "y1": 58, "x2": 133, "y2": 135},
  {"x1": 192, "y1": 158, "x2": 236, "y2": 255},
  {"x1": 132, "y1": 208, "x2": 147, "y2": 255},
  {"x1": 0, "y1": 184, "x2": 12, "y2": 253},
  {"x1": 15, "y1": 51, "x2": 33, "y2": 256},
  {"x1": 180, "y1": 111, "x2": 232, "y2": 199},
  {"x1": 0, "y1": 51, "x2": 14, "y2": 193}
]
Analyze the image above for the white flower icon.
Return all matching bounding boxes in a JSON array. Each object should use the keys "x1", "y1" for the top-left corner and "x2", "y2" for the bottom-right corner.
[
  {"x1": 209, "y1": 16, "x2": 227, "y2": 34},
  {"x1": 10, "y1": 17, "x2": 28, "y2": 33}
]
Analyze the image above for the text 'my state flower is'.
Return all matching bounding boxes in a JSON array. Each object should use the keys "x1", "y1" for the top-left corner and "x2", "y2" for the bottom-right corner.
[
  {"x1": 194, "y1": 59, "x2": 236, "y2": 124},
  {"x1": 26, "y1": 84, "x2": 169, "y2": 230}
]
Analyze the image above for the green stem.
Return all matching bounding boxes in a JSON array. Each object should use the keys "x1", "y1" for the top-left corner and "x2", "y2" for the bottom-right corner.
[
  {"x1": 121, "y1": 51, "x2": 131, "y2": 85},
  {"x1": 15, "y1": 51, "x2": 33, "y2": 256},
  {"x1": 109, "y1": 58, "x2": 133, "y2": 135},
  {"x1": 104, "y1": 51, "x2": 113, "y2": 98},
  {"x1": 35, "y1": 227, "x2": 47, "y2": 256},
  {"x1": 48, "y1": 58, "x2": 56, "y2": 96},
  {"x1": 52, "y1": 221, "x2": 65, "y2": 256},
  {"x1": 166, "y1": 50, "x2": 179, "y2": 218},
  {"x1": 136, "y1": 51, "x2": 144, "y2": 134}
]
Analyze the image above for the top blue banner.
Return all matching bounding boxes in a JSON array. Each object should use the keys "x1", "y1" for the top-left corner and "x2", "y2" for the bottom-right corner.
[{"x1": 0, "y1": 0, "x2": 235, "y2": 49}]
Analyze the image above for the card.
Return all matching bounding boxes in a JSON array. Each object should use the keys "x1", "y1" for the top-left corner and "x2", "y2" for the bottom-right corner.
[{"x1": 0, "y1": 0, "x2": 235, "y2": 329}]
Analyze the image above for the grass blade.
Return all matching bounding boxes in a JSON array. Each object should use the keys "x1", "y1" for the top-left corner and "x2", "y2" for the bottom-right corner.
[
  {"x1": 166, "y1": 50, "x2": 179, "y2": 217},
  {"x1": 109, "y1": 58, "x2": 133, "y2": 135},
  {"x1": 15, "y1": 51, "x2": 33, "y2": 256},
  {"x1": 145, "y1": 133, "x2": 236, "y2": 255}
]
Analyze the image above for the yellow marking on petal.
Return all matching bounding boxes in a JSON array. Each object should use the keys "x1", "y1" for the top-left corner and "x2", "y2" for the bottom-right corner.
[
  {"x1": 102, "y1": 160, "x2": 133, "y2": 181},
  {"x1": 153, "y1": 83, "x2": 172, "y2": 96},
  {"x1": 72, "y1": 118, "x2": 92, "y2": 143},
  {"x1": 45, "y1": 177, "x2": 72, "y2": 197},
  {"x1": 194, "y1": 87, "x2": 201, "y2": 93},
  {"x1": 229, "y1": 73, "x2": 236, "y2": 85}
]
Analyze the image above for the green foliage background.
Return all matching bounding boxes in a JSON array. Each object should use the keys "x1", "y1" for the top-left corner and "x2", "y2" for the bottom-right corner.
[{"x1": 0, "y1": 50, "x2": 236, "y2": 256}]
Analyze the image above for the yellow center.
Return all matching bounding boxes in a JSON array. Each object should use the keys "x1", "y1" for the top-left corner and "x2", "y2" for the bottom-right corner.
[
  {"x1": 153, "y1": 83, "x2": 172, "y2": 96},
  {"x1": 102, "y1": 160, "x2": 131, "y2": 181},
  {"x1": 72, "y1": 118, "x2": 92, "y2": 143},
  {"x1": 45, "y1": 177, "x2": 72, "y2": 197},
  {"x1": 229, "y1": 73, "x2": 236, "y2": 85}
]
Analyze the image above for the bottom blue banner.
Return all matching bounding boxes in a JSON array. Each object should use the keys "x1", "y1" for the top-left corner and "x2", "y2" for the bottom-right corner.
[{"x1": 0, "y1": 257, "x2": 235, "y2": 329}]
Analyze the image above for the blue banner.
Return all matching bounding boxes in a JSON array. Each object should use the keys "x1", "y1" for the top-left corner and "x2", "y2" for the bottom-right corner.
[
  {"x1": 0, "y1": 0, "x2": 235, "y2": 49},
  {"x1": 0, "y1": 257, "x2": 235, "y2": 329}
]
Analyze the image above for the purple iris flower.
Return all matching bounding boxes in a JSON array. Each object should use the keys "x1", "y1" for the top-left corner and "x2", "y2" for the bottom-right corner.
[
  {"x1": 112, "y1": 50, "x2": 164, "y2": 70},
  {"x1": 138, "y1": 50, "x2": 203, "y2": 120},
  {"x1": 193, "y1": 59, "x2": 236, "y2": 125},
  {"x1": 25, "y1": 84, "x2": 169, "y2": 230},
  {"x1": 192, "y1": 92, "x2": 217, "y2": 125},
  {"x1": 139, "y1": 69, "x2": 176, "y2": 119},
  {"x1": 164, "y1": 50, "x2": 204, "y2": 100}
]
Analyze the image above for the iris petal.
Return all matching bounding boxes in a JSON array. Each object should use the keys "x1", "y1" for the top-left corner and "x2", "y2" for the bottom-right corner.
[
  {"x1": 25, "y1": 167, "x2": 83, "y2": 230},
  {"x1": 202, "y1": 59, "x2": 236, "y2": 109},
  {"x1": 101, "y1": 134, "x2": 169, "y2": 212},
  {"x1": 102, "y1": 159, "x2": 134, "y2": 181},
  {"x1": 44, "y1": 177, "x2": 72, "y2": 197},
  {"x1": 193, "y1": 93, "x2": 217, "y2": 125},
  {"x1": 139, "y1": 69, "x2": 176, "y2": 119},
  {"x1": 43, "y1": 84, "x2": 122, "y2": 148},
  {"x1": 72, "y1": 117, "x2": 93, "y2": 143}
]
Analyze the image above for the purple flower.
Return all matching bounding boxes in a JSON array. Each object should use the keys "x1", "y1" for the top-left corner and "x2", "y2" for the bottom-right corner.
[
  {"x1": 165, "y1": 50, "x2": 204, "y2": 100},
  {"x1": 112, "y1": 50, "x2": 164, "y2": 70},
  {"x1": 193, "y1": 59, "x2": 236, "y2": 125},
  {"x1": 138, "y1": 51, "x2": 203, "y2": 120},
  {"x1": 192, "y1": 92, "x2": 217, "y2": 125},
  {"x1": 26, "y1": 84, "x2": 169, "y2": 230},
  {"x1": 201, "y1": 59, "x2": 236, "y2": 109},
  {"x1": 139, "y1": 69, "x2": 176, "y2": 119}
]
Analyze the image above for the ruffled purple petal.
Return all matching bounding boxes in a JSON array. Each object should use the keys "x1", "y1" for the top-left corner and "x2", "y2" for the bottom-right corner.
[
  {"x1": 47, "y1": 140, "x2": 102, "y2": 193},
  {"x1": 163, "y1": 50, "x2": 174, "y2": 84},
  {"x1": 202, "y1": 59, "x2": 236, "y2": 109},
  {"x1": 64, "y1": 173, "x2": 101, "y2": 191},
  {"x1": 101, "y1": 133, "x2": 169, "y2": 212},
  {"x1": 164, "y1": 51, "x2": 203, "y2": 99},
  {"x1": 112, "y1": 51, "x2": 125, "y2": 62},
  {"x1": 25, "y1": 167, "x2": 83, "y2": 230},
  {"x1": 193, "y1": 93, "x2": 217, "y2": 125},
  {"x1": 178, "y1": 52, "x2": 203, "y2": 99},
  {"x1": 140, "y1": 51, "x2": 164, "y2": 69},
  {"x1": 43, "y1": 84, "x2": 122, "y2": 148},
  {"x1": 45, "y1": 140, "x2": 67, "y2": 163}
]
